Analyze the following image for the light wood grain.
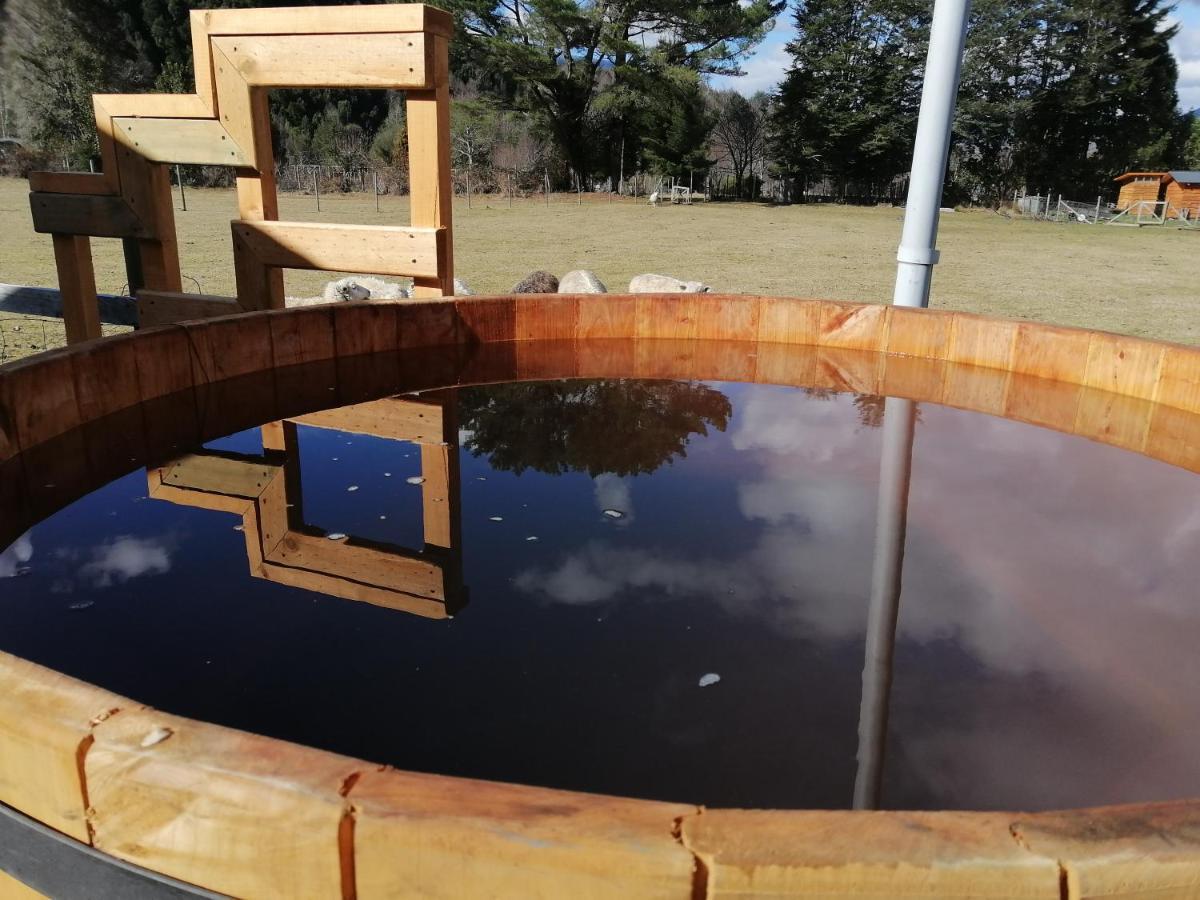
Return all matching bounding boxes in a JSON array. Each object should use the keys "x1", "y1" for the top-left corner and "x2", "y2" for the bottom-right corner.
[
  {"x1": 231, "y1": 220, "x2": 444, "y2": 278},
  {"x1": 211, "y1": 33, "x2": 429, "y2": 89},
  {"x1": 112, "y1": 117, "x2": 248, "y2": 166}
]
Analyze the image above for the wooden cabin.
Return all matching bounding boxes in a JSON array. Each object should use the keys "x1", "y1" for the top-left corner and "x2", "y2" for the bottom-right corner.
[
  {"x1": 1113, "y1": 171, "x2": 1167, "y2": 210},
  {"x1": 1164, "y1": 171, "x2": 1200, "y2": 220}
]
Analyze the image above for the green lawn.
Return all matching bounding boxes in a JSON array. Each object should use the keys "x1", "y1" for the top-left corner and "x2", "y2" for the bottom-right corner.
[{"x1": 1, "y1": 176, "x2": 1196, "y2": 351}]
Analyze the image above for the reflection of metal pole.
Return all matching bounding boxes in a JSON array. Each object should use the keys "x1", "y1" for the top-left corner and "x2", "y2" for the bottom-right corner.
[{"x1": 853, "y1": 396, "x2": 917, "y2": 810}]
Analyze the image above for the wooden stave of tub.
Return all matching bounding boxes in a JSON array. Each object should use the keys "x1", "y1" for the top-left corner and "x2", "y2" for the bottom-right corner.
[{"x1": 0, "y1": 294, "x2": 1198, "y2": 899}]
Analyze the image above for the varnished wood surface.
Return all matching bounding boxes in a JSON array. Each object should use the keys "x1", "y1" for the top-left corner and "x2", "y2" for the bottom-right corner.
[{"x1": 0, "y1": 296, "x2": 1198, "y2": 897}]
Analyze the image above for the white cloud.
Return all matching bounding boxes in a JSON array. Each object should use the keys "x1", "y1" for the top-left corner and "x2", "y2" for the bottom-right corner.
[
  {"x1": 0, "y1": 534, "x2": 32, "y2": 578},
  {"x1": 78, "y1": 536, "x2": 171, "y2": 588}
]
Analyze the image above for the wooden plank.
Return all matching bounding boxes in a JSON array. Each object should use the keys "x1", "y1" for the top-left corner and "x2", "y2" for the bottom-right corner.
[
  {"x1": 1013, "y1": 804, "x2": 1200, "y2": 900},
  {"x1": 231, "y1": 220, "x2": 444, "y2": 278},
  {"x1": 818, "y1": 301, "x2": 888, "y2": 351},
  {"x1": 112, "y1": 118, "x2": 249, "y2": 166},
  {"x1": 148, "y1": 479, "x2": 255, "y2": 516},
  {"x1": 266, "y1": 531, "x2": 446, "y2": 601},
  {"x1": 257, "y1": 564, "x2": 449, "y2": 619},
  {"x1": 634, "y1": 294, "x2": 698, "y2": 340},
  {"x1": 694, "y1": 294, "x2": 761, "y2": 342},
  {"x1": 195, "y1": 3, "x2": 452, "y2": 37},
  {"x1": 1082, "y1": 332, "x2": 1164, "y2": 402},
  {"x1": 1155, "y1": 345, "x2": 1200, "y2": 411},
  {"x1": 69, "y1": 333, "x2": 142, "y2": 421},
  {"x1": 162, "y1": 453, "x2": 279, "y2": 498},
  {"x1": 93, "y1": 93, "x2": 212, "y2": 120},
  {"x1": 30, "y1": 193, "x2": 147, "y2": 239},
  {"x1": 211, "y1": 34, "x2": 429, "y2": 89},
  {"x1": 51, "y1": 235, "x2": 102, "y2": 345},
  {"x1": 946, "y1": 313, "x2": 1018, "y2": 370},
  {"x1": 406, "y1": 34, "x2": 453, "y2": 296},
  {"x1": 0, "y1": 652, "x2": 125, "y2": 843},
  {"x1": 514, "y1": 295, "x2": 579, "y2": 342},
  {"x1": 351, "y1": 768, "x2": 696, "y2": 899},
  {"x1": 757, "y1": 296, "x2": 822, "y2": 345},
  {"x1": 138, "y1": 291, "x2": 239, "y2": 327},
  {"x1": 231, "y1": 227, "x2": 278, "y2": 312},
  {"x1": 577, "y1": 295, "x2": 636, "y2": 340},
  {"x1": 681, "y1": 810, "x2": 1060, "y2": 898},
  {"x1": 293, "y1": 397, "x2": 444, "y2": 444},
  {"x1": 1011, "y1": 322, "x2": 1092, "y2": 384},
  {"x1": 267, "y1": 306, "x2": 336, "y2": 368},
  {"x1": 26, "y1": 171, "x2": 113, "y2": 196},
  {"x1": 86, "y1": 707, "x2": 353, "y2": 899},
  {"x1": 886, "y1": 306, "x2": 953, "y2": 359}
]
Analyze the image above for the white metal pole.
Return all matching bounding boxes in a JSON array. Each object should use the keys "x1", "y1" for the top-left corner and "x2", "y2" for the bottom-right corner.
[{"x1": 892, "y1": 0, "x2": 972, "y2": 308}]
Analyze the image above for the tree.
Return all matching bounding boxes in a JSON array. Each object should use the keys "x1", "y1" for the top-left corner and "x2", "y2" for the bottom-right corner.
[
  {"x1": 1184, "y1": 117, "x2": 1200, "y2": 170},
  {"x1": 443, "y1": 0, "x2": 783, "y2": 180},
  {"x1": 710, "y1": 90, "x2": 769, "y2": 199},
  {"x1": 452, "y1": 94, "x2": 500, "y2": 204},
  {"x1": 769, "y1": 0, "x2": 923, "y2": 200},
  {"x1": 459, "y1": 380, "x2": 732, "y2": 477},
  {"x1": 641, "y1": 70, "x2": 715, "y2": 182}
]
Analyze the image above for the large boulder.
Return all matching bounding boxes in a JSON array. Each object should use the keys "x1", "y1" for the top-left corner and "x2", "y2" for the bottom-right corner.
[
  {"x1": 558, "y1": 270, "x2": 607, "y2": 293},
  {"x1": 322, "y1": 276, "x2": 408, "y2": 302},
  {"x1": 628, "y1": 273, "x2": 711, "y2": 294},
  {"x1": 512, "y1": 270, "x2": 560, "y2": 294}
]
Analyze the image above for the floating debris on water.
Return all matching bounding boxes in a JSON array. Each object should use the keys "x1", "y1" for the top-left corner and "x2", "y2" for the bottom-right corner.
[
  {"x1": 347, "y1": 485, "x2": 359, "y2": 492},
  {"x1": 489, "y1": 516, "x2": 504, "y2": 522},
  {"x1": 698, "y1": 673, "x2": 721, "y2": 687},
  {"x1": 68, "y1": 600, "x2": 94, "y2": 611},
  {"x1": 602, "y1": 509, "x2": 626, "y2": 519},
  {"x1": 140, "y1": 727, "x2": 174, "y2": 748},
  {"x1": 525, "y1": 536, "x2": 539, "y2": 542},
  {"x1": 476, "y1": 476, "x2": 487, "y2": 481},
  {"x1": 379, "y1": 515, "x2": 388, "y2": 520},
  {"x1": 384, "y1": 472, "x2": 392, "y2": 477},
  {"x1": 406, "y1": 476, "x2": 425, "y2": 485},
  {"x1": 327, "y1": 532, "x2": 348, "y2": 541}
]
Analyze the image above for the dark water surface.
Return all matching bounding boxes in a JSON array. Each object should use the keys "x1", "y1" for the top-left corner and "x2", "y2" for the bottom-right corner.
[{"x1": 2, "y1": 377, "x2": 1199, "y2": 812}]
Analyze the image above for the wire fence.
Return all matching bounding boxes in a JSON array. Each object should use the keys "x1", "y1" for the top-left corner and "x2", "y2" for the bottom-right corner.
[{"x1": 0, "y1": 316, "x2": 67, "y2": 361}]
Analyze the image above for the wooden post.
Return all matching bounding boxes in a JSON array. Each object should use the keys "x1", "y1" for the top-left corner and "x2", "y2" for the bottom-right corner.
[
  {"x1": 313, "y1": 166, "x2": 320, "y2": 213},
  {"x1": 51, "y1": 234, "x2": 102, "y2": 344},
  {"x1": 405, "y1": 33, "x2": 453, "y2": 297},
  {"x1": 374, "y1": 170, "x2": 380, "y2": 212}
]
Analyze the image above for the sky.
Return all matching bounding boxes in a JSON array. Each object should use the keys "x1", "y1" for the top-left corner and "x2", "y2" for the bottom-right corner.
[{"x1": 711, "y1": 2, "x2": 1200, "y2": 113}]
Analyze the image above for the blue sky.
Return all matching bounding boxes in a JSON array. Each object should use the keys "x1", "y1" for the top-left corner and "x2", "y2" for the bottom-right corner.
[{"x1": 711, "y1": 2, "x2": 1200, "y2": 112}]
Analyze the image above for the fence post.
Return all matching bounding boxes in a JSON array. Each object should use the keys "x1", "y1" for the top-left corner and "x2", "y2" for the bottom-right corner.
[
  {"x1": 313, "y1": 166, "x2": 320, "y2": 212},
  {"x1": 1094, "y1": 195, "x2": 1101, "y2": 223},
  {"x1": 176, "y1": 165, "x2": 187, "y2": 212},
  {"x1": 374, "y1": 170, "x2": 380, "y2": 212}
]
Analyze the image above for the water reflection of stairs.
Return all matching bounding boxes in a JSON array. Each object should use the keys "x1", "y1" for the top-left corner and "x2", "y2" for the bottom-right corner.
[{"x1": 147, "y1": 393, "x2": 466, "y2": 618}]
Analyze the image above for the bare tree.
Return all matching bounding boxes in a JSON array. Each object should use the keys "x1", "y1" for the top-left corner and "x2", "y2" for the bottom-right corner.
[{"x1": 709, "y1": 90, "x2": 769, "y2": 200}]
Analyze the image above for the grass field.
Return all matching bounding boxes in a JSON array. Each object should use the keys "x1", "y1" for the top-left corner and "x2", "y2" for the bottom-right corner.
[{"x1": 1, "y1": 176, "x2": 1196, "y2": 349}]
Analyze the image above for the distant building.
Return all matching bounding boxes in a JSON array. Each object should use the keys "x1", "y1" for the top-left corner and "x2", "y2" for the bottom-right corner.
[
  {"x1": 1113, "y1": 171, "x2": 1167, "y2": 210},
  {"x1": 1163, "y1": 171, "x2": 1200, "y2": 220},
  {"x1": 1114, "y1": 170, "x2": 1200, "y2": 219}
]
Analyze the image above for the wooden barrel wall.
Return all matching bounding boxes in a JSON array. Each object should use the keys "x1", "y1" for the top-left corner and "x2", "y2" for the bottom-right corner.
[{"x1": 1, "y1": 294, "x2": 1199, "y2": 899}]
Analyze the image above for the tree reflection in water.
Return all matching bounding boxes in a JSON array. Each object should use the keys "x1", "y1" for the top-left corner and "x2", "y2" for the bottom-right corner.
[{"x1": 458, "y1": 379, "x2": 733, "y2": 476}]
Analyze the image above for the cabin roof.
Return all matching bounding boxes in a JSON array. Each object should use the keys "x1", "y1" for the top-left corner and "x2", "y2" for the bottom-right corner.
[
  {"x1": 1167, "y1": 171, "x2": 1200, "y2": 185},
  {"x1": 1113, "y1": 171, "x2": 1167, "y2": 183}
]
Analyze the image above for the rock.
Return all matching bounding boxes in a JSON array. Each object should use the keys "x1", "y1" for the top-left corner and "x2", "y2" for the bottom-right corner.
[
  {"x1": 558, "y1": 270, "x2": 607, "y2": 293},
  {"x1": 512, "y1": 270, "x2": 560, "y2": 294},
  {"x1": 322, "y1": 276, "x2": 409, "y2": 303},
  {"x1": 628, "y1": 273, "x2": 711, "y2": 294},
  {"x1": 452, "y1": 277, "x2": 474, "y2": 296}
]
